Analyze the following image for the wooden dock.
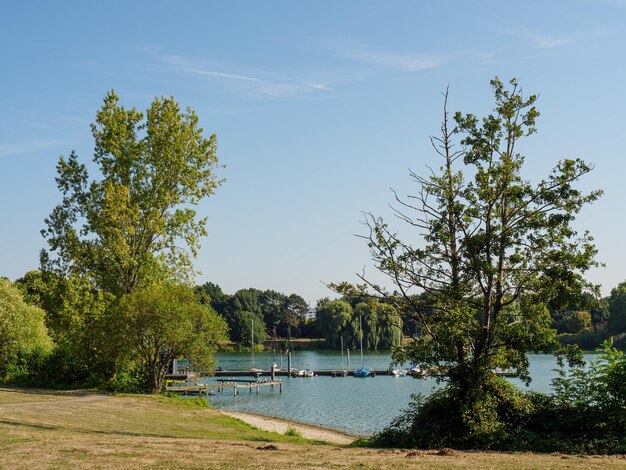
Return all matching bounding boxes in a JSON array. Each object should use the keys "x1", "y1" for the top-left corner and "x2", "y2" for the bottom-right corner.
[
  {"x1": 166, "y1": 378, "x2": 283, "y2": 397},
  {"x1": 213, "y1": 369, "x2": 385, "y2": 378},
  {"x1": 211, "y1": 369, "x2": 517, "y2": 378}
]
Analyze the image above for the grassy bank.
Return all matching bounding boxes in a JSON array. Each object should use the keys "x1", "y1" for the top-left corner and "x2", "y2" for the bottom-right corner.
[{"x1": 0, "y1": 387, "x2": 624, "y2": 469}]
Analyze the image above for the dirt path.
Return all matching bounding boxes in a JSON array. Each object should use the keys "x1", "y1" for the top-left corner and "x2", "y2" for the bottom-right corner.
[
  {"x1": 0, "y1": 389, "x2": 110, "y2": 408},
  {"x1": 222, "y1": 410, "x2": 356, "y2": 444}
]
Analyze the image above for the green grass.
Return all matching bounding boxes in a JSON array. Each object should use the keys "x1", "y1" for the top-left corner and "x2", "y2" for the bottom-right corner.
[{"x1": 1, "y1": 388, "x2": 625, "y2": 469}]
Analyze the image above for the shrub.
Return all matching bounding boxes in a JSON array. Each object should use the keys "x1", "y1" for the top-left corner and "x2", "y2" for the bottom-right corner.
[{"x1": 370, "y1": 342, "x2": 626, "y2": 454}]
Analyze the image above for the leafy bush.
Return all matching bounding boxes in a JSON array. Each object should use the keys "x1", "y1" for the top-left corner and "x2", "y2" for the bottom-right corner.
[
  {"x1": 558, "y1": 331, "x2": 610, "y2": 350},
  {"x1": 106, "y1": 367, "x2": 151, "y2": 394},
  {"x1": 370, "y1": 342, "x2": 626, "y2": 454},
  {"x1": 284, "y1": 427, "x2": 301, "y2": 437}
]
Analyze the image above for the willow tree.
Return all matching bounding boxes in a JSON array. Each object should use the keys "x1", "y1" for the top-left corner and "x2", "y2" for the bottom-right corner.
[
  {"x1": 41, "y1": 91, "x2": 223, "y2": 296},
  {"x1": 344, "y1": 78, "x2": 601, "y2": 425}
]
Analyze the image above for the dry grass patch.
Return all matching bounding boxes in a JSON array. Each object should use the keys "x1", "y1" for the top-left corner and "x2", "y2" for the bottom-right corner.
[
  {"x1": 0, "y1": 387, "x2": 80, "y2": 405},
  {"x1": 0, "y1": 388, "x2": 624, "y2": 469}
]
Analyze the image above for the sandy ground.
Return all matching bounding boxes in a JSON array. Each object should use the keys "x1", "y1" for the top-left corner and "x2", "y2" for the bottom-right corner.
[{"x1": 221, "y1": 410, "x2": 356, "y2": 444}]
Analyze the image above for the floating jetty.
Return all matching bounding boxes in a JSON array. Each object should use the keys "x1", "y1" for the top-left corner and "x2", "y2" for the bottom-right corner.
[
  {"x1": 166, "y1": 378, "x2": 283, "y2": 397},
  {"x1": 213, "y1": 369, "x2": 384, "y2": 377},
  {"x1": 211, "y1": 368, "x2": 516, "y2": 378}
]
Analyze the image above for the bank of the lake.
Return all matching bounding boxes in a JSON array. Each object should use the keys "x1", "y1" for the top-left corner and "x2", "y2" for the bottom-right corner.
[
  {"x1": 2, "y1": 387, "x2": 624, "y2": 469},
  {"x1": 207, "y1": 351, "x2": 585, "y2": 435}
]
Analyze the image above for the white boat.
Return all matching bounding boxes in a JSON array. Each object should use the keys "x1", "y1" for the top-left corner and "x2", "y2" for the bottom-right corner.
[
  {"x1": 391, "y1": 368, "x2": 408, "y2": 377},
  {"x1": 295, "y1": 369, "x2": 315, "y2": 377}
]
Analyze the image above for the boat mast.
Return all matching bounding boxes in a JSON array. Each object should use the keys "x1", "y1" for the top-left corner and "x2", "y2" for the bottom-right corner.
[
  {"x1": 359, "y1": 314, "x2": 364, "y2": 368},
  {"x1": 340, "y1": 335, "x2": 344, "y2": 369},
  {"x1": 251, "y1": 317, "x2": 255, "y2": 367}
]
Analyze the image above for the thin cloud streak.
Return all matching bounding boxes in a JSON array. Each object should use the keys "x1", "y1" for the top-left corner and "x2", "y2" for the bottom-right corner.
[
  {"x1": 307, "y1": 83, "x2": 334, "y2": 91},
  {"x1": 149, "y1": 52, "x2": 335, "y2": 98},
  {"x1": 497, "y1": 27, "x2": 571, "y2": 49},
  {"x1": 165, "y1": 65, "x2": 261, "y2": 82},
  {"x1": 0, "y1": 140, "x2": 69, "y2": 158}
]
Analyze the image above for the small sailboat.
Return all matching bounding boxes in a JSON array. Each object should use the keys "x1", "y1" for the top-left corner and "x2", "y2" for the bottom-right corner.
[
  {"x1": 391, "y1": 368, "x2": 408, "y2": 377},
  {"x1": 353, "y1": 315, "x2": 370, "y2": 377}
]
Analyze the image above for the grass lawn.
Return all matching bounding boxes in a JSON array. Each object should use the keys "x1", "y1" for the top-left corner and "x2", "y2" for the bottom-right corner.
[{"x1": 0, "y1": 387, "x2": 624, "y2": 469}]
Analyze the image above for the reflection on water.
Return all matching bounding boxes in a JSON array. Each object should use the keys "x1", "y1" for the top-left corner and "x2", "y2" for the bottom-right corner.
[{"x1": 204, "y1": 351, "x2": 583, "y2": 435}]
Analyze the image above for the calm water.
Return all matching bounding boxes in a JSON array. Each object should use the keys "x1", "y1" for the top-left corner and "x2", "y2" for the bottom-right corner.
[{"x1": 204, "y1": 351, "x2": 588, "y2": 435}]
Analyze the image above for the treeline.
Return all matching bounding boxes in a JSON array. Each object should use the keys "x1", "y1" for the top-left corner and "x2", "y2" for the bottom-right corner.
[
  {"x1": 195, "y1": 283, "x2": 313, "y2": 345},
  {"x1": 196, "y1": 279, "x2": 626, "y2": 351},
  {"x1": 316, "y1": 297, "x2": 402, "y2": 350},
  {"x1": 547, "y1": 282, "x2": 626, "y2": 348},
  {"x1": 196, "y1": 283, "x2": 404, "y2": 351}
]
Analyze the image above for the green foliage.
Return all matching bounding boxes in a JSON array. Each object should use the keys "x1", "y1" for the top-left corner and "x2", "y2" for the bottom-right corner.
[
  {"x1": 284, "y1": 426, "x2": 301, "y2": 437},
  {"x1": 316, "y1": 299, "x2": 402, "y2": 350},
  {"x1": 373, "y1": 376, "x2": 533, "y2": 450},
  {"x1": 117, "y1": 283, "x2": 228, "y2": 393},
  {"x1": 41, "y1": 91, "x2": 223, "y2": 296},
  {"x1": 558, "y1": 331, "x2": 611, "y2": 350},
  {"x1": 231, "y1": 310, "x2": 267, "y2": 346},
  {"x1": 15, "y1": 270, "x2": 121, "y2": 383},
  {"x1": 0, "y1": 279, "x2": 53, "y2": 380},
  {"x1": 106, "y1": 367, "x2": 150, "y2": 394},
  {"x1": 201, "y1": 284, "x2": 310, "y2": 343},
  {"x1": 316, "y1": 300, "x2": 353, "y2": 349},
  {"x1": 341, "y1": 78, "x2": 600, "y2": 438},
  {"x1": 553, "y1": 339, "x2": 626, "y2": 411},
  {"x1": 550, "y1": 291, "x2": 608, "y2": 334},
  {"x1": 608, "y1": 281, "x2": 626, "y2": 333},
  {"x1": 372, "y1": 341, "x2": 626, "y2": 453}
]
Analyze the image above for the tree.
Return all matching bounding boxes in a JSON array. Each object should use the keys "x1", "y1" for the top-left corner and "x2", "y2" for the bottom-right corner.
[
  {"x1": 41, "y1": 91, "x2": 223, "y2": 296},
  {"x1": 231, "y1": 310, "x2": 267, "y2": 347},
  {"x1": 15, "y1": 270, "x2": 119, "y2": 384},
  {"x1": 354, "y1": 302, "x2": 380, "y2": 350},
  {"x1": 281, "y1": 294, "x2": 308, "y2": 338},
  {"x1": 376, "y1": 302, "x2": 404, "y2": 349},
  {"x1": 196, "y1": 282, "x2": 229, "y2": 313},
  {"x1": 342, "y1": 78, "x2": 601, "y2": 433},
  {"x1": 0, "y1": 279, "x2": 53, "y2": 378},
  {"x1": 563, "y1": 311, "x2": 592, "y2": 334},
  {"x1": 118, "y1": 283, "x2": 228, "y2": 393},
  {"x1": 316, "y1": 300, "x2": 352, "y2": 349},
  {"x1": 259, "y1": 289, "x2": 287, "y2": 332},
  {"x1": 608, "y1": 281, "x2": 626, "y2": 333}
]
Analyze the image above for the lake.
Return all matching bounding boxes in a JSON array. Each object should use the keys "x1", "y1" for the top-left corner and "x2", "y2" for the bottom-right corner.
[{"x1": 205, "y1": 350, "x2": 589, "y2": 436}]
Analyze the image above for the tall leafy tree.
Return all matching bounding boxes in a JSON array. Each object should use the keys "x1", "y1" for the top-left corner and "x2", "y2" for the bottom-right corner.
[
  {"x1": 118, "y1": 283, "x2": 228, "y2": 393},
  {"x1": 41, "y1": 91, "x2": 223, "y2": 296},
  {"x1": 339, "y1": 78, "x2": 601, "y2": 429}
]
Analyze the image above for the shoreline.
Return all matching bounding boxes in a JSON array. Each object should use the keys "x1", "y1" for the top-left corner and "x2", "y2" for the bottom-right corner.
[{"x1": 220, "y1": 409, "x2": 358, "y2": 444}]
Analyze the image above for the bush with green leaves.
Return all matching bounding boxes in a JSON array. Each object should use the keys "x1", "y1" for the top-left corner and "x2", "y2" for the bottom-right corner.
[
  {"x1": 0, "y1": 279, "x2": 53, "y2": 380},
  {"x1": 371, "y1": 341, "x2": 626, "y2": 454}
]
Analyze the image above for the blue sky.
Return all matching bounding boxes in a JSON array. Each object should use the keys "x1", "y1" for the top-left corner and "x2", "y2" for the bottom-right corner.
[{"x1": 1, "y1": 1, "x2": 625, "y2": 303}]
